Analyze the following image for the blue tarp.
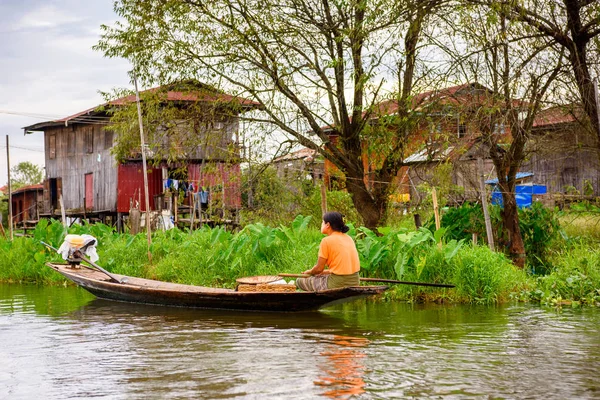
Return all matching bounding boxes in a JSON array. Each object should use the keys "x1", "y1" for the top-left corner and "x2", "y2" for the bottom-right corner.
[
  {"x1": 485, "y1": 172, "x2": 534, "y2": 185},
  {"x1": 491, "y1": 184, "x2": 547, "y2": 208}
]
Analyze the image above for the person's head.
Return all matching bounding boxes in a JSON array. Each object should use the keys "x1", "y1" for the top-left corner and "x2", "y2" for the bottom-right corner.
[{"x1": 321, "y1": 211, "x2": 349, "y2": 234}]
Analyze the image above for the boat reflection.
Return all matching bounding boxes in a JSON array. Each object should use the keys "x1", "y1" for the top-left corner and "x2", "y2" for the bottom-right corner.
[
  {"x1": 71, "y1": 298, "x2": 366, "y2": 332},
  {"x1": 315, "y1": 335, "x2": 369, "y2": 399}
]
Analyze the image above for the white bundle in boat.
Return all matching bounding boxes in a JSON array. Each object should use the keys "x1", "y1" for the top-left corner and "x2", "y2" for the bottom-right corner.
[{"x1": 57, "y1": 234, "x2": 99, "y2": 262}]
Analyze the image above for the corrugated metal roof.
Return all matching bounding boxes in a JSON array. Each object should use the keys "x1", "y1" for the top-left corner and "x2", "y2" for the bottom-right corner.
[
  {"x1": 11, "y1": 184, "x2": 44, "y2": 194},
  {"x1": 533, "y1": 105, "x2": 581, "y2": 128},
  {"x1": 273, "y1": 148, "x2": 319, "y2": 162},
  {"x1": 322, "y1": 82, "x2": 528, "y2": 133},
  {"x1": 23, "y1": 83, "x2": 261, "y2": 132},
  {"x1": 403, "y1": 146, "x2": 454, "y2": 164}
]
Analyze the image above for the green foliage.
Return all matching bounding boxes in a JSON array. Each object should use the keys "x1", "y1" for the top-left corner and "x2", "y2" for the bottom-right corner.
[
  {"x1": 5, "y1": 217, "x2": 599, "y2": 307},
  {"x1": 518, "y1": 202, "x2": 561, "y2": 273},
  {"x1": 583, "y1": 180, "x2": 594, "y2": 196},
  {"x1": 10, "y1": 161, "x2": 44, "y2": 189},
  {"x1": 451, "y1": 246, "x2": 526, "y2": 304},
  {"x1": 432, "y1": 202, "x2": 485, "y2": 241},
  {"x1": 431, "y1": 202, "x2": 562, "y2": 272},
  {"x1": 299, "y1": 189, "x2": 361, "y2": 228},
  {"x1": 240, "y1": 164, "x2": 360, "y2": 229},
  {"x1": 241, "y1": 165, "x2": 302, "y2": 225},
  {"x1": 525, "y1": 242, "x2": 600, "y2": 307}
]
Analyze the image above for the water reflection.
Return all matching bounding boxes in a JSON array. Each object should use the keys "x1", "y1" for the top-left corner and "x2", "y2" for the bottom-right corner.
[
  {"x1": 315, "y1": 335, "x2": 368, "y2": 399},
  {"x1": 77, "y1": 298, "x2": 358, "y2": 331}
]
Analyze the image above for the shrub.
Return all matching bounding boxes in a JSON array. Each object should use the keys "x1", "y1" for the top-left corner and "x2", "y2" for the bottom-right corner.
[
  {"x1": 532, "y1": 242, "x2": 600, "y2": 306},
  {"x1": 452, "y1": 246, "x2": 527, "y2": 304}
]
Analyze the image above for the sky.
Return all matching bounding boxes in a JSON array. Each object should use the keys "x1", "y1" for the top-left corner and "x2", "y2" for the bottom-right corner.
[{"x1": 0, "y1": 0, "x2": 131, "y2": 187}]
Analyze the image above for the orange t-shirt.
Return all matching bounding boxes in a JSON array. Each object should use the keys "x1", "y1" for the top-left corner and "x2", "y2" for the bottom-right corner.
[{"x1": 318, "y1": 232, "x2": 361, "y2": 275}]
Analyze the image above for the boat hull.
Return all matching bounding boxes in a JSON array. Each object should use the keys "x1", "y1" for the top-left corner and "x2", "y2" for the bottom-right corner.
[{"x1": 46, "y1": 263, "x2": 388, "y2": 312}]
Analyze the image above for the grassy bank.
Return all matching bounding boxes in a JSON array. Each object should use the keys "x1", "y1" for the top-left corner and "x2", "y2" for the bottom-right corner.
[{"x1": 0, "y1": 217, "x2": 598, "y2": 306}]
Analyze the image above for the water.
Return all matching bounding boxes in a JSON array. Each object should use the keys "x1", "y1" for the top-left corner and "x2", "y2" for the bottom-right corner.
[{"x1": 1, "y1": 284, "x2": 599, "y2": 399}]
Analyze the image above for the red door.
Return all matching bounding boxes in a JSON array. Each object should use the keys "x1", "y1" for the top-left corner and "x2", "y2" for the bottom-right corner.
[{"x1": 85, "y1": 173, "x2": 94, "y2": 210}]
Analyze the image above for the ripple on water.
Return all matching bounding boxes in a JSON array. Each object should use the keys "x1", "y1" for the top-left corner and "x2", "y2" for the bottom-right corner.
[{"x1": 1, "y1": 287, "x2": 600, "y2": 399}]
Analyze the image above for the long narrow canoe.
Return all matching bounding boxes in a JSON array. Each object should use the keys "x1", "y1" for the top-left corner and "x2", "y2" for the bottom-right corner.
[{"x1": 46, "y1": 263, "x2": 388, "y2": 312}]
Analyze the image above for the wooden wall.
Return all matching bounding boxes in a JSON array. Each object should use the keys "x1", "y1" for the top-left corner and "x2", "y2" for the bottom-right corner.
[
  {"x1": 42, "y1": 115, "x2": 242, "y2": 214},
  {"x1": 44, "y1": 124, "x2": 118, "y2": 212},
  {"x1": 524, "y1": 126, "x2": 600, "y2": 195}
]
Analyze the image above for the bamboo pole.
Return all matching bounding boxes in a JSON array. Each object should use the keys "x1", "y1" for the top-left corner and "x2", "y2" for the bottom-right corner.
[
  {"x1": 478, "y1": 157, "x2": 495, "y2": 251},
  {"x1": 133, "y1": 72, "x2": 152, "y2": 261},
  {"x1": 431, "y1": 187, "x2": 440, "y2": 230},
  {"x1": 6, "y1": 135, "x2": 13, "y2": 240}
]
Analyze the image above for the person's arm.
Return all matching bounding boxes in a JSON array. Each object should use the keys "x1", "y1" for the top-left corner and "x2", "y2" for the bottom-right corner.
[{"x1": 303, "y1": 257, "x2": 328, "y2": 275}]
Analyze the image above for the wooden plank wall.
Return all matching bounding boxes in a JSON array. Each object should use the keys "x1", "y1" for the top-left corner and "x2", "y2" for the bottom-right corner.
[
  {"x1": 524, "y1": 127, "x2": 600, "y2": 196},
  {"x1": 44, "y1": 124, "x2": 118, "y2": 212}
]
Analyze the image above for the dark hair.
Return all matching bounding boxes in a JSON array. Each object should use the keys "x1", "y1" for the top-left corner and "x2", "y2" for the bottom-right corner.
[{"x1": 323, "y1": 211, "x2": 349, "y2": 233}]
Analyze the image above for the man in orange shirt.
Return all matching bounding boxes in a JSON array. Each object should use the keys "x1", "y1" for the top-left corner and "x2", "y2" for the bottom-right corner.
[{"x1": 296, "y1": 212, "x2": 361, "y2": 291}]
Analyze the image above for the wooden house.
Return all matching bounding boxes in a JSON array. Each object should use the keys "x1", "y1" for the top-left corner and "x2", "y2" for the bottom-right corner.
[
  {"x1": 525, "y1": 105, "x2": 600, "y2": 196},
  {"x1": 10, "y1": 184, "x2": 43, "y2": 226},
  {"x1": 404, "y1": 138, "x2": 500, "y2": 205},
  {"x1": 272, "y1": 148, "x2": 325, "y2": 186},
  {"x1": 321, "y1": 83, "x2": 513, "y2": 203},
  {"x1": 23, "y1": 82, "x2": 259, "y2": 228}
]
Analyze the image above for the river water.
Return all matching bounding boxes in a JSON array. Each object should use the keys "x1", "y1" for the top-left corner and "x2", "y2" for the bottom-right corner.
[{"x1": 1, "y1": 284, "x2": 599, "y2": 399}]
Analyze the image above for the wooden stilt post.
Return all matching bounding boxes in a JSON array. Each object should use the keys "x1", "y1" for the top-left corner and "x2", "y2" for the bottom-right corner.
[{"x1": 59, "y1": 195, "x2": 67, "y2": 228}]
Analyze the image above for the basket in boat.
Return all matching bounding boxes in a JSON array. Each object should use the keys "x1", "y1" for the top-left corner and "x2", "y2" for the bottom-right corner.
[
  {"x1": 236, "y1": 275, "x2": 281, "y2": 285},
  {"x1": 237, "y1": 283, "x2": 296, "y2": 293}
]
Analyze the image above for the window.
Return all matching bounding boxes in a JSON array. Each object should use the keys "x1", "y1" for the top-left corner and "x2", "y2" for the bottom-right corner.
[
  {"x1": 458, "y1": 124, "x2": 467, "y2": 138},
  {"x1": 105, "y1": 130, "x2": 114, "y2": 149},
  {"x1": 49, "y1": 134, "x2": 56, "y2": 159},
  {"x1": 85, "y1": 128, "x2": 93, "y2": 154}
]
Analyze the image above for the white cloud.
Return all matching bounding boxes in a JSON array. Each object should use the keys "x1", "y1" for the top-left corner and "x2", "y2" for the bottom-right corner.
[
  {"x1": 11, "y1": 4, "x2": 82, "y2": 31},
  {"x1": 0, "y1": 0, "x2": 131, "y2": 186}
]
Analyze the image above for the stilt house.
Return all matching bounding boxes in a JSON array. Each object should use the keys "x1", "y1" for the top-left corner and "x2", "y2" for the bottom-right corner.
[{"x1": 23, "y1": 82, "x2": 259, "y2": 227}]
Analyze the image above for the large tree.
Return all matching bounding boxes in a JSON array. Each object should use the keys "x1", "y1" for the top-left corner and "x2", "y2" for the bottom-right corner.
[
  {"x1": 448, "y1": 4, "x2": 565, "y2": 266},
  {"x1": 96, "y1": 0, "x2": 446, "y2": 229},
  {"x1": 475, "y1": 0, "x2": 600, "y2": 151}
]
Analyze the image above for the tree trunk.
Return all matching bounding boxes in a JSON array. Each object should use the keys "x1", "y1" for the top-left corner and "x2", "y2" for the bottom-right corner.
[
  {"x1": 500, "y1": 190, "x2": 526, "y2": 268},
  {"x1": 345, "y1": 176, "x2": 387, "y2": 230}
]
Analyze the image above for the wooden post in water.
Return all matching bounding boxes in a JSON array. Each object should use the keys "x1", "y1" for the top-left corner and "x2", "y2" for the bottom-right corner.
[{"x1": 174, "y1": 192, "x2": 178, "y2": 225}]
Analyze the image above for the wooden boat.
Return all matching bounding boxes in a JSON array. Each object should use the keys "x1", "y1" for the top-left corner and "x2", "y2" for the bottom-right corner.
[{"x1": 46, "y1": 263, "x2": 388, "y2": 312}]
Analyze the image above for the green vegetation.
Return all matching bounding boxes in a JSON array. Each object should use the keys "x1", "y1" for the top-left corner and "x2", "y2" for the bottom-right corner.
[
  {"x1": 1, "y1": 200, "x2": 599, "y2": 307},
  {"x1": 0, "y1": 217, "x2": 527, "y2": 305},
  {"x1": 431, "y1": 202, "x2": 562, "y2": 273}
]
